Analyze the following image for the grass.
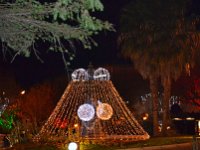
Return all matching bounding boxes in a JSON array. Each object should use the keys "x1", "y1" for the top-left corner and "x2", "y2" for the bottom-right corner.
[
  {"x1": 80, "y1": 136, "x2": 199, "y2": 150},
  {"x1": 119, "y1": 136, "x2": 195, "y2": 148},
  {"x1": 8, "y1": 136, "x2": 199, "y2": 150}
]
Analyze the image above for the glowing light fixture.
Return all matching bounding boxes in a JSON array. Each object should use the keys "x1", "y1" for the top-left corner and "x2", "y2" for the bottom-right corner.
[
  {"x1": 20, "y1": 90, "x2": 26, "y2": 95},
  {"x1": 71, "y1": 68, "x2": 89, "y2": 81},
  {"x1": 74, "y1": 123, "x2": 78, "y2": 128},
  {"x1": 68, "y1": 142, "x2": 78, "y2": 150},
  {"x1": 173, "y1": 118, "x2": 182, "y2": 121},
  {"x1": 167, "y1": 126, "x2": 171, "y2": 130},
  {"x1": 96, "y1": 103, "x2": 113, "y2": 120},
  {"x1": 142, "y1": 113, "x2": 149, "y2": 121},
  {"x1": 93, "y1": 68, "x2": 110, "y2": 80},
  {"x1": 186, "y1": 117, "x2": 195, "y2": 120},
  {"x1": 77, "y1": 104, "x2": 95, "y2": 121}
]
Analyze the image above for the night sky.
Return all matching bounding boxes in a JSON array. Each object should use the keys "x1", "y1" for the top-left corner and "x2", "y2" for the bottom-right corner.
[
  {"x1": 0, "y1": 0, "x2": 132, "y2": 88},
  {"x1": 0, "y1": 0, "x2": 200, "y2": 89}
]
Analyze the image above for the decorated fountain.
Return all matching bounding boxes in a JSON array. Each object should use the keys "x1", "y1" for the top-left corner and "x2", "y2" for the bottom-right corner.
[{"x1": 34, "y1": 67, "x2": 149, "y2": 144}]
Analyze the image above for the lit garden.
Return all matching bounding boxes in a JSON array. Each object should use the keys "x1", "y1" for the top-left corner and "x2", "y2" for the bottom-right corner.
[
  {"x1": 0, "y1": 67, "x2": 199, "y2": 150},
  {"x1": 0, "y1": 0, "x2": 200, "y2": 149}
]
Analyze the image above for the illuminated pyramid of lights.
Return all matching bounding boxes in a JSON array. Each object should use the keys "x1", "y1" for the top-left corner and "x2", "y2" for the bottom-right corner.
[{"x1": 34, "y1": 67, "x2": 149, "y2": 143}]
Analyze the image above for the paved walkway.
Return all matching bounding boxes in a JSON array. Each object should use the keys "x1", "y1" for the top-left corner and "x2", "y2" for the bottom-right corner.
[{"x1": 116, "y1": 142, "x2": 197, "y2": 150}]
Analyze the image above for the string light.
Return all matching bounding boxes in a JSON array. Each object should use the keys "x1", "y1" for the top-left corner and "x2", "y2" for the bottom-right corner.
[
  {"x1": 34, "y1": 67, "x2": 149, "y2": 143},
  {"x1": 96, "y1": 103, "x2": 113, "y2": 120},
  {"x1": 93, "y1": 67, "x2": 110, "y2": 80},
  {"x1": 77, "y1": 104, "x2": 95, "y2": 121}
]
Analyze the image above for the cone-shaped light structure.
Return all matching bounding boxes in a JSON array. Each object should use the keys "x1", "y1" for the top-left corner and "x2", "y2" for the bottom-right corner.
[{"x1": 34, "y1": 67, "x2": 149, "y2": 143}]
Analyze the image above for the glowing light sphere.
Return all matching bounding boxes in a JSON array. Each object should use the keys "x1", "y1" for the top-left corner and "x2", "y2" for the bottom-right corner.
[
  {"x1": 77, "y1": 104, "x2": 95, "y2": 121},
  {"x1": 71, "y1": 68, "x2": 89, "y2": 81},
  {"x1": 93, "y1": 67, "x2": 110, "y2": 80},
  {"x1": 68, "y1": 142, "x2": 78, "y2": 150},
  {"x1": 96, "y1": 103, "x2": 113, "y2": 120}
]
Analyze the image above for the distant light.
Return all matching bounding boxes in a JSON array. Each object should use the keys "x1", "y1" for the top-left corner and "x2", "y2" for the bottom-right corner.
[
  {"x1": 158, "y1": 126, "x2": 162, "y2": 132},
  {"x1": 167, "y1": 126, "x2": 171, "y2": 130},
  {"x1": 74, "y1": 123, "x2": 78, "y2": 128},
  {"x1": 21, "y1": 90, "x2": 25, "y2": 95},
  {"x1": 173, "y1": 118, "x2": 182, "y2": 121},
  {"x1": 68, "y1": 142, "x2": 78, "y2": 150},
  {"x1": 186, "y1": 117, "x2": 195, "y2": 120},
  {"x1": 143, "y1": 116, "x2": 148, "y2": 121},
  {"x1": 142, "y1": 113, "x2": 149, "y2": 121}
]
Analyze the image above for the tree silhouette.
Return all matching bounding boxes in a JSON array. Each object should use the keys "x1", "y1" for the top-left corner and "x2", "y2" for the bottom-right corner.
[
  {"x1": 0, "y1": 0, "x2": 113, "y2": 65},
  {"x1": 119, "y1": 0, "x2": 200, "y2": 136},
  {"x1": 19, "y1": 82, "x2": 55, "y2": 134}
]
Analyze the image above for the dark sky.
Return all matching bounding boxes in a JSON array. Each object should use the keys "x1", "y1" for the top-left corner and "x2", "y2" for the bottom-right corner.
[
  {"x1": 0, "y1": 0, "x2": 132, "y2": 88},
  {"x1": 1, "y1": 0, "x2": 200, "y2": 88}
]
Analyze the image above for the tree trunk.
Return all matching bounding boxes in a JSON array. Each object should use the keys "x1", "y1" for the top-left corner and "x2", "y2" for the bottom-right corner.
[
  {"x1": 162, "y1": 75, "x2": 171, "y2": 136},
  {"x1": 30, "y1": 115, "x2": 38, "y2": 135},
  {"x1": 150, "y1": 75, "x2": 159, "y2": 136}
]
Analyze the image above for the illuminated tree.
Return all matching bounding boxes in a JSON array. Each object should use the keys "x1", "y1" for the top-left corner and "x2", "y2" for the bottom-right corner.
[
  {"x1": 175, "y1": 68, "x2": 200, "y2": 112},
  {"x1": 119, "y1": 0, "x2": 200, "y2": 136},
  {"x1": 0, "y1": 0, "x2": 113, "y2": 65}
]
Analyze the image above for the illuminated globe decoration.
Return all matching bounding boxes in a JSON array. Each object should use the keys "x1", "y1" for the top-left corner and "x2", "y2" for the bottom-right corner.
[
  {"x1": 77, "y1": 104, "x2": 95, "y2": 121},
  {"x1": 71, "y1": 68, "x2": 89, "y2": 81},
  {"x1": 34, "y1": 67, "x2": 150, "y2": 143},
  {"x1": 93, "y1": 67, "x2": 110, "y2": 80},
  {"x1": 96, "y1": 103, "x2": 113, "y2": 120},
  {"x1": 68, "y1": 142, "x2": 78, "y2": 150}
]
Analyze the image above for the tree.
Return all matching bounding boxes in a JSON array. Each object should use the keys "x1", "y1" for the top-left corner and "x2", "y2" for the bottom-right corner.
[
  {"x1": 175, "y1": 67, "x2": 200, "y2": 112},
  {"x1": 119, "y1": 0, "x2": 200, "y2": 136},
  {"x1": 0, "y1": 0, "x2": 113, "y2": 66},
  {"x1": 19, "y1": 82, "x2": 55, "y2": 134}
]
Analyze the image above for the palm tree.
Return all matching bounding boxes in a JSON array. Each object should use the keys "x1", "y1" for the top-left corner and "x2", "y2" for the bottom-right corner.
[{"x1": 119, "y1": 0, "x2": 200, "y2": 136}]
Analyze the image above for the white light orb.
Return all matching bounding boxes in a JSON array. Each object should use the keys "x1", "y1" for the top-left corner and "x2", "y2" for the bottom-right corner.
[
  {"x1": 77, "y1": 104, "x2": 95, "y2": 121},
  {"x1": 93, "y1": 67, "x2": 110, "y2": 80},
  {"x1": 68, "y1": 142, "x2": 78, "y2": 150},
  {"x1": 96, "y1": 103, "x2": 113, "y2": 120},
  {"x1": 71, "y1": 68, "x2": 89, "y2": 81}
]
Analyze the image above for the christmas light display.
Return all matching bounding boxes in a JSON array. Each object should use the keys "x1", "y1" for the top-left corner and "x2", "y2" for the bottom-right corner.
[
  {"x1": 34, "y1": 67, "x2": 149, "y2": 144},
  {"x1": 93, "y1": 67, "x2": 110, "y2": 80},
  {"x1": 71, "y1": 68, "x2": 89, "y2": 81},
  {"x1": 96, "y1": 102, "x2": 113, "y2": 120},
  {"x1": 77, "y1": 104, "x2": 95, "y2": 121}
]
